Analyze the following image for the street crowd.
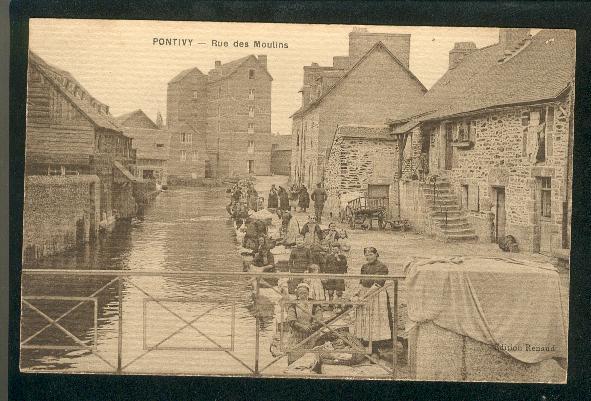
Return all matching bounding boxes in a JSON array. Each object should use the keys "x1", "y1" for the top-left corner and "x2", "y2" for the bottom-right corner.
[{"x1": 226, "y1": 179, "x2": 397, "y2": 361}]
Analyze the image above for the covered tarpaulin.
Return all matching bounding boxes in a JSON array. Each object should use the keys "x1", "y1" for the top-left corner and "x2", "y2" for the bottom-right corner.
[{"x1": 405, "y1": 257, "x2": 567, "y2": 364}]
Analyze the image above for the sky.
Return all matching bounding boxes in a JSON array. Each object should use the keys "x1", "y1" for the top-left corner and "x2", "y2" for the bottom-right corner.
[{"x1": 29, "y1": 19, "x2": 509, "y2": 135}]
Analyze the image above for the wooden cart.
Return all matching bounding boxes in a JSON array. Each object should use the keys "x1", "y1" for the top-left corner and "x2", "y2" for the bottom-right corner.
[{"x1": 342, "y1": 196, "x2": 388, "y2": 230}]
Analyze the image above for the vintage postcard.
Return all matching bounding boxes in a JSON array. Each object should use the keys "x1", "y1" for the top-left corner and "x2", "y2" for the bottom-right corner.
[{"x1": 19, "y1": 19, "x2": 573, "y2": 382}]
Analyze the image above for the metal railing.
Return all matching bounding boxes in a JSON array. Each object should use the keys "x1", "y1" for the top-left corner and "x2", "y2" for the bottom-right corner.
[{"x1": 20, "y1": 269, "x2": 405, "y2": 378}]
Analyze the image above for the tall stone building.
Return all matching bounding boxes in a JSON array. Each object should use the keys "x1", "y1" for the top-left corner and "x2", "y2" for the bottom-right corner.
[
  {"x1": 290, "y1": 28, "x2": 427, "y2": 188},
  {"x1": 388, "y1": 28, "x2": 575, "y2": 254},
  {"x1": 167, "y1": 55, "x2": 272, "y2": 179}
]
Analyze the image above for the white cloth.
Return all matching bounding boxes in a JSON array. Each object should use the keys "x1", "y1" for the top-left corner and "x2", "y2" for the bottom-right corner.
[{"x1": 405, "y1": 256, "x2": 567, "y2": 363}]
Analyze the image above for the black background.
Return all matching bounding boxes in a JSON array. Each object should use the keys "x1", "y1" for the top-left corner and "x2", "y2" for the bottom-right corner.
[{"x1": 8, "y1": 1, "x2": 591, "y2": 400}]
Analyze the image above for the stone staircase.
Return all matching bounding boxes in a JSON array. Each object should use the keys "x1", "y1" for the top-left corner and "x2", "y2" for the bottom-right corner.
[{"x1": 421, "y1": 178, "x2": 478, "y2": 242}]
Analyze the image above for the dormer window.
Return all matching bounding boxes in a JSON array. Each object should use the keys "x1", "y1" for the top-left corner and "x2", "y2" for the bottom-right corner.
[
  {"x1": 249, "y1": 69, "x2": 255, "y2": 79},
  {"x1": 249, "y1": 106, "x2": 255, "y2": 118},
  {"x1": 249, "y1": 89, "x2": 255, "y2": 100}
]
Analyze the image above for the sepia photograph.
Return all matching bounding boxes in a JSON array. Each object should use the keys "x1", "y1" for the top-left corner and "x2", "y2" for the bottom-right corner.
[{"x1": 18, "y1": 19, "x2": 573, "y2": 382}]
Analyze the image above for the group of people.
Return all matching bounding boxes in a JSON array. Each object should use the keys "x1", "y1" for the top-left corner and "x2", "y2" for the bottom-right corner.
[
  {"x1": 269, "y1": 182, "x2": 328, "y2": 224},
  {"x1": 268, "y1": 183, "x2": 311, "y2": 214},
  {"x1": 226, "y1": 180, "x2": 261, "y2": 222},
  {"x1": 230, "y1": 180, "x2": 395, "y2": 362},
  {"x1": 284, "y1": 245, "x2": 395, "y2": 362}
]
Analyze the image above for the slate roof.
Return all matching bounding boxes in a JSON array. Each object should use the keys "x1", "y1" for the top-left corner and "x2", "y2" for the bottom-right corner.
[
  {"x1": 115, "y1": 109, "x2": 158, "y2": 129},
  {"x1": 168, "y1": 67, "x2": 204, "y2": 83},
  {"x1": 291, "y1": 41, "x2": 427, "y2": 119},
  {"x1": 335, "y1": 124, "x2": 394, "y2": 140},
  {"x1": 28, "y1": 50, "x2": 123, "y2": 132},
  {"x1": 208, "y1": 55, "x2": 273, "y2": 83},
  {"x1": 122, "y1": 127, "x2": 171, "y2": 160},
  {"x1": 390, "y1": 29, "x2": 575, "y2": 127}
]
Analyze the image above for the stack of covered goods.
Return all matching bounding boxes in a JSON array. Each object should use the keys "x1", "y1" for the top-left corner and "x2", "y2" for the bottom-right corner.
[{"x1": 405, "y1": 256, "x2": 567, "y2": 382}]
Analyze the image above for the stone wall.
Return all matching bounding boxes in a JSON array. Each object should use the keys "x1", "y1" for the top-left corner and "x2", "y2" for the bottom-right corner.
[
  {"x1": 399, "y1": 180, "x2": 433, "y2": 235},
  {"x1": 271, "y1": 149, "x2": 291, "y2": 176},
  {"x1": 22, "y1": 175, "x2": 100, "y2": 263},
  {"x1": 427, "y1": 95, "x2": 572, "y2": 253},
  {"x1": 324, "y1": 127, "x2": 399, "y2": 218}
]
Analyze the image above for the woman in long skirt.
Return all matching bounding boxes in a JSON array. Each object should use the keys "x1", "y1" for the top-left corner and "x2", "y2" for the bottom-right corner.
[{"x1": 353, "y1": 247, "x2": 393, "y2": 356}]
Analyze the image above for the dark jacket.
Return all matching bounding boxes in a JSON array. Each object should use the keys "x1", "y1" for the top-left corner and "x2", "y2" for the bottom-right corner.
[
  {"x1": 288, "y1": 246, "x2": 311, "y2": 273},
  {"x1": 311, "y1": 187, "x2": 327, "y2": 207},
  {"x1": 298, "y1": 188, "x2": 310, "y2": 208},
  {"x1": 268, "y1": 189, "x2": 279, "y2": 208},
  {"x1": 360, "y1": 259, "x2": 388, "y2": 288},
  {"x1": 279, "y1": 189, "x2": 290, "y2": 210}
]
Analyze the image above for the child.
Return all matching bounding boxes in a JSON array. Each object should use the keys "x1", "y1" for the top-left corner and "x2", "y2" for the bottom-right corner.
[
  {"x1": 322, "y1": 244, "x2": 348, "y2": 313},
  {"x1": 305, "y1": 264, "x2": 326, "y2": 302},
  {"x1": 284, "y1": 235, "x2": 311, "y2": 294}
]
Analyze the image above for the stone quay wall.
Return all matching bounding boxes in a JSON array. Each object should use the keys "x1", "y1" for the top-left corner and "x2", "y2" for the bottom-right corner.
[{"x1": 22, "y1": 175, "x2": 100, "y2": 263}]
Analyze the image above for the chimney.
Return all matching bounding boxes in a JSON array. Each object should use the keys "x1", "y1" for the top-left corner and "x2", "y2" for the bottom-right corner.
[
  {"x1": 258, "y1": 55, "x2": 267, "y2": 69},
  {"x1": 499, "y1": 28, "x2": 530, "y2": 51},
  {"x1": 301, "y1": 86, "x2": 311, "y2": 107},
  {"x1": 332, "y1": 56, "x2": 350, "y2": 69},
  {"x1": 348, "y1": 30, "x2": 411, "y2": 68},
  {"x1": 448, "y1": 41, "x2": 477, "y2": 69}
]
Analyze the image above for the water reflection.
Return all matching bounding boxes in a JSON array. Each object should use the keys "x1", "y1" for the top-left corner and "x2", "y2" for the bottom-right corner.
[{"x1": 21, "y1": 187, "x2": 266, "y2": 373}]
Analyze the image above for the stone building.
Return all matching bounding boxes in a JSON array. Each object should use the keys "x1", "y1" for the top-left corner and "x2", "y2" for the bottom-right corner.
[
  {"x1": 270, "y1": 134, "x2": 292, "y2": 175},
  {"x1": 390, "y1": 28, "x2": 575, "y2": 254},
  {"x1": 324, "y1": 125, "x2": 400, "y2": 218},
  {"x1": 290, "y1": 28, "x2": 427, "y2": 189},
  {"x1": 116, "y1": 109, "x2": 171, "y2": 185},
  {"x1": 167, "y1": 55, "x2": 272, "y2": 179},
  {"x1": 115, "y1": 109, "x2": 159, "y2": 130},
  {"x1": 23, "y1": 51, "x2": 138, "y2": 262}
]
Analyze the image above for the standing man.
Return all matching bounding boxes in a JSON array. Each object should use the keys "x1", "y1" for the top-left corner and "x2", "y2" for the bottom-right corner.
[{"x1": 310, "y1": 182, "x2": 327, "y2": 223}]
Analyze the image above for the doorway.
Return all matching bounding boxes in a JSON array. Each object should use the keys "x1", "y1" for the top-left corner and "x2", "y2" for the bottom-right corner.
[
  {"x1": 494, "y1": 187, "x2": 506, "y2": 242},
  {"x1": 248, "y1": 160, "x2": 255, "y2": 174}
]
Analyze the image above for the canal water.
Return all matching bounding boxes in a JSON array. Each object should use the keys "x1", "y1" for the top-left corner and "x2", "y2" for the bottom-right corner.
[{"x1": 21, "y1": 187, "x2": 283, "y2": 375}]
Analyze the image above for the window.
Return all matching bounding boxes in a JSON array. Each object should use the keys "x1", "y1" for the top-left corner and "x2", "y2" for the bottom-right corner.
[
  {"x1": 180, "y1": 133, "x2": 192, "y2": 144},
  {"x1": 541, "y1": 177, "x2": 551, "y2": 218},
  {"x1": 457, "y1": 120, "x2": 471, "y2": 142},
  {"x1": 248, "y1": 106, "x2": 255, "y2": 118},
  {"x1": 247, "y1": 140, "x2": 255, "y2": 154},
  {"x1": 180, "y1": 150, "x2": 187, "y2": 161},
  {"x1": 192, "y1": 150, "x2": 198, "y2": 162},
  {"x1": 296, "y1": 131, "x2": 300, "y2": 147},
  {"x1": 193, "y1": 91, "x2": 199, "y2": 99},
  {"x1": 249, "y1": 69, "x2": 255, "y2": 79},
  {"x1": 155, "y1": 143, "x2": 164, "y2": 148},
  {"x1": 522, "y1": 108, "x2": 547, "y2": 163},
  {"x1": 461, "y1": 185, "x2": 469, "y2": 209},
  {"x1": 218, "y1": 87, "x2": 222, "y2": 98},
  {"x1": 546, "y1": 106, "x2": 555, "y2": 133},
  {"x1": 445, "y1": 122, "x2": 455, "y2": 141},
  {"x1": 248, "y1": 123, "x2": 255, "y2": 134},
  {"x1": 249, "y1": 89, "x2": 255, "y2": 100}
]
